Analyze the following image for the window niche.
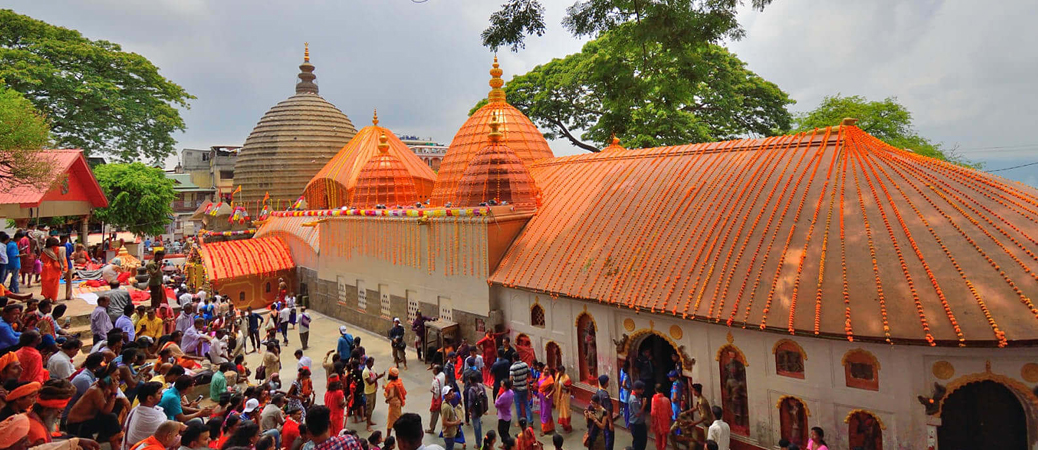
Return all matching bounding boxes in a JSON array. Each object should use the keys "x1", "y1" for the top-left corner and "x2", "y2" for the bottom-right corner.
[{"x1": 842, "y1": 349, "x2": 880, "y2": 391}]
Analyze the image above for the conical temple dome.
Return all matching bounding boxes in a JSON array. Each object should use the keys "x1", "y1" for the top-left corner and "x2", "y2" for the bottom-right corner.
[
  {"x1": 352, "y1": 132, "x2": 420, "y2": 208},
  {"x1": 304, "y1": 110, "x2": 436, "y2": 209},
  {"x1": 456, "y1": 115, "x2": 538, "y2": 209},
  {"x1": 431, "y1": 57, "x2": 553, "y2": 206},
  {"x1": 234, "y1": 44, "x2": 357, "y2": 209}
]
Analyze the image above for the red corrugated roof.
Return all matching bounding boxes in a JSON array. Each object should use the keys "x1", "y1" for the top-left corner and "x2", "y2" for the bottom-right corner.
[
  {"x1": 0, "y1": 149, "x2": 108, "y2": 208},
  {"x1": 199, "y1": 236, "x2": 295, "y2": 282},
  {"x1": 490, "y1": 125, "x2": 1038, "y2": 347}
]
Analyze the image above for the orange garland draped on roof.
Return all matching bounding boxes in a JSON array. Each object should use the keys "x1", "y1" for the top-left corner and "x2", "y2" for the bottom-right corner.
[{"x1": 198, "y1": 236, "x2": 295, "y2": 282}]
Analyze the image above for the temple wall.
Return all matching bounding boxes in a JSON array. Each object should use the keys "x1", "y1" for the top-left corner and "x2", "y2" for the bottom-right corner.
[{"x1": 493, "y1": 286, "x2": 1038, "y2": 450}]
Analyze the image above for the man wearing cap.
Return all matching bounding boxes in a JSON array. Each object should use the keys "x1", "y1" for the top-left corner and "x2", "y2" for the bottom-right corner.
[
  {"x1": 14, "y1": 331, "x2": 48, "y2": 383},
  {"x1": 242, "y1": 398, "x2": 261, "y2": 421},
  {"x1": 337, "y1": 326, "x2": 354, "y2": 361},
  {"x1": 0, "y1": 381, "x2": 40, "y2": 419},
  {"x1": 669, "y1": 370, "x2": 685, "y2": 420},
  {"x1": 440, "y1": 386, "x2": 462, "y2": 450},
  {"x1": 389, "y1": 318, "x2": 406, "y2": 369}
]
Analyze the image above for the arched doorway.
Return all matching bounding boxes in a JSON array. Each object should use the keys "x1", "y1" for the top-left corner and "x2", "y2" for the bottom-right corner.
[
  {"x1": 630, "y1": 333, "x2": 680, "y2": 392},
  {"x1": 545, "y1": 342, "x2": 562, "y2": 370},
  {"x1": 938, "y1": 380, "x2": 1027, "y2": 450}
]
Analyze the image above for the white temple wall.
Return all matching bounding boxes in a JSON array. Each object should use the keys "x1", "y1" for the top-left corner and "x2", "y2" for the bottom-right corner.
[{"x1": 493, "y1": 286, "x2": 1038, "y2": 450}]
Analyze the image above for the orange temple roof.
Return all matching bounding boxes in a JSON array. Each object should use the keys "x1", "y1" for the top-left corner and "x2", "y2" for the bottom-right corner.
[
  {"x1": 456, "y1": 116, "x2": 538, "y2": 208},
  {"x1": 304, "y1": 111, "x2": 436, "y2": 209},
  {"x1": 431, "y1": 58, "x2": 553, "y2": 206},
  {"x1": 352, "y1": 133, "x2": 420, "y2": 208},
  {"x1": 491, "y1": 124, "x2": 1038, "y2": 347},
  {"x1": 199, "y1": 236, "x2": 295, "y2": 282}
]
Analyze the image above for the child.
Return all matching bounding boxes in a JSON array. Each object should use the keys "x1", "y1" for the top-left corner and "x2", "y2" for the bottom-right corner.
[{"x1": 382, "y1": 436, "x2": 396, "y2": 450}]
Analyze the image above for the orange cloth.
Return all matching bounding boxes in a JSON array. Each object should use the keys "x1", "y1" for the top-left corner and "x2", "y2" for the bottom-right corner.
[
  {"x1": 516, "y1": 426, "x2": 537, "y2": 450},
  {"x1": 6, "y1": 380, "x2": 41, "y2": 399},
  {"x1": 650, "y1": 393, "x2": 673, "y2": 435},
  {"x1": 130, "y1": 435, "x2": 167, "y2": 450},
  {"x1": 16, "y1": 347, "x2": 48, "y2": 383},
  {"x1": 324, "y1": 389, "x2": 345, "y2": 436},
  {"x1": 39, "y1": 247, "x2": 66, "y2": 301},
  {"x1": 384, "y1": 379, "x2": 407, "y2": 406},
  {"x1": 27, "y1": 412, "x2": 51, "y2": 445}
]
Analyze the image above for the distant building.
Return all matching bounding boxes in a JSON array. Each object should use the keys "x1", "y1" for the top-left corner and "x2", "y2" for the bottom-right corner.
[
  {"x1": 398, "y1": 135, "x2": 447, "y2": 172},
  {"x1": 164, "y1": 172, "x2": 214, "y2": 238},
  {"x1": 179, "y1": 146, "x2": 240, "y2": 201}
]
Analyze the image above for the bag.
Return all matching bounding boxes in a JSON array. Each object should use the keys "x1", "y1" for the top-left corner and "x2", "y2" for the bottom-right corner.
[
  {"x1": 582, "y1": 432, "x2": 590, "y2": 448},
  {"x1": 471, "y1": 386, "x2": 489, "y2": 416},
  {"x1": 255, "y1": 364, "x2": 266, "y2": 380},
  {"x1": 430, "y1": 395, "x2": 442, "y2": 412}
]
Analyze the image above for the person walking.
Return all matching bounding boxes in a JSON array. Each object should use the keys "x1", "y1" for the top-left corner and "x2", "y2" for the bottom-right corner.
[
  {"x1": 627, "y1": 381, "x2": 647, "y2": 450},
  {"x1": 364, "y1": 356, "x2": 385, "y2": 431},
  {"x1": 279, "y1": 302, "x2": 291, "y2": 345},
  {"x1": 490, "y1": 355, "x2": 510, "y2": 399},
  {"x1": 338, "y1": 326, "x2": 354, "y2": 361},
  {"x1": 536, "y1": 367, "x2": 555, "y2": 435},
  {"x1": 324, "y1": 374, "x2": 347, "y2": 437},
  {"x1": 706, "y1": 406, "x2": 730, "y2": 450},
  {"x1": 594, "y1": 375, "x2": 615, "y2": 450},
  {"x1": 298, "y1": 307, "x2": 312, "y2": 350},
  {"x1": 650, "y1": 384, "x2": 672, "y2": 450},
  {"x1": 440, "y1": 387, "x2": 462, "y2": 450},
  {"x1": 247, "y1": 307, "x2": 262, "y2": 353},
  {"x1": 146, "y1": 251, "x2": 165, "y2": 309},
  {"x1": 426, "y1": 365, "x2": 446, "y2": 434},
  {"x1": 494, "y1": 379, "x2": 513, "y2": 439},
  {"x1": 39, "y1": 237, "x2": 66, "y2": 301},
  {"x1": 553, "y1": 366, "x2": 572, "y2": 432},
  {"x1": 388, "y1": 318, "x2": 406, "y2": 369},
  {"x1": 508, "y1": 358, "x2": 531, "y2": 426},
  {"x1": 465, "y1": 373, "x2": 488, "y2": 449},
  {"x1": 383, "y1": 367, "x2": 406, "y2": 437}
]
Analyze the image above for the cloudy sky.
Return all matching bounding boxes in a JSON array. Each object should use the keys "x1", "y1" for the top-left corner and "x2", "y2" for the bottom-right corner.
[{"x1": 7, "y1": 0, "x2": 1038, "y2": 186}]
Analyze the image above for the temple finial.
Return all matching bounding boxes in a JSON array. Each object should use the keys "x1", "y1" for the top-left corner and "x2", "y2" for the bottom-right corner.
[
  {"x1": 611, "y1": 133, "x2": 619, "y2": 146},
  {"x1": 296, "y1": 43, "x2": 318, "y2": 94},
  {"x1": 377, "y1": 133, "x2": 390, "y2": 153},
  {"x1": 488, "y1": 55, "x2": 506, "y2": 104},
  {"x1": 373, "y1": 108, "x2": 379, "y2": 126},
  {"x1": 488, "y1": 113, "x2": 503, "y2": 142}
]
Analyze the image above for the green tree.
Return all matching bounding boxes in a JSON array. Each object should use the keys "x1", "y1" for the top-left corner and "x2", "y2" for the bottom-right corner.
[
  {"x1": 0, "y1": 84, "x2": 52, "y2": 189},
  {"x1": 92, "y1": 162, "x2": 175, "y2": 236},
  {"x1": 482, "y1": 0, "x2": 771, "y2": 52},
  {"x1": 472, "y1": 34, "x2": 793, "y2": 150},
  {"x1": 0, "y1": 9, "x2": 194, "y2": 163},
  {"x1": 793, "y1": 95, "x2": 974, "y2": 166}
]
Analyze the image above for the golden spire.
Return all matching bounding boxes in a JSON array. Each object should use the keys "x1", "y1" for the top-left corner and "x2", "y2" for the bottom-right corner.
[
  {"x1": 488, "y1": 113, "x2": 503, "y2": 143},
  {"x1": 304, "y1": 42, "x2": 310, "y2": 63},
  {"x1": 611, "y1": 133, "x2": 619, "y2": 146},
  {"x1": 377, "y1": 132, "x2": 390, "y2": 153},
  {"x1": 488, "y1": 55, "x2": 506, "y2": 104},
  {"x1": 373, "y1": 108, "x2": 379, "y2": 126}
]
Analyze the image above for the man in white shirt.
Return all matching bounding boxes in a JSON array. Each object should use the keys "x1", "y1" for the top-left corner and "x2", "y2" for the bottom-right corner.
[
  {"x1": 178, "y1": 292, "x2": 193, "y2": 308},
  {"x1": 176, "y1": 303, "x2": 195, "y2": 333},
  {"x1": 123, "y1": 382, "x2": 170, "y2": 450},
  {"x1": 196, "y1": 290, "x2": 207, "y2": 303},
  {"x1": 706, "y1": 406, "x2": 731, "y2": 450},
  {"x1": 48, "y1": 338, "x2": 82, "y2": 380},
  {"x1": 295, "y1": 348, "x2": 312, "y2": 370},
  {"x1": 183, "y1": 318, "x2": 212, "y2": 356},
  {"x1": 209, "y1": 329, "x2": 230, "y2": 364}
]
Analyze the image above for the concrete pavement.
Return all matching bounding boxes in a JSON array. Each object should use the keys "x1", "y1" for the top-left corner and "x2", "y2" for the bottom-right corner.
[{"x1": 239, "y1": 309, "x2": 637, "y2": 450}]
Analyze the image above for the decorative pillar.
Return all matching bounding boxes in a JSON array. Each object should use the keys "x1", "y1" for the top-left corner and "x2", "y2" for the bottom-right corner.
[
  {"x1": 79, "y1": 212, "x2": 91, "y2": 244},
  {"x1": 926, "y1": 415, "x2": 941, "y2": 450}
]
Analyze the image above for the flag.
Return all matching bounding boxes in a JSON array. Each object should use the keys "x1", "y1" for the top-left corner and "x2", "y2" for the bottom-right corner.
[{"x1": 263, "y1": 191, "x2": 270, "y2": 204}]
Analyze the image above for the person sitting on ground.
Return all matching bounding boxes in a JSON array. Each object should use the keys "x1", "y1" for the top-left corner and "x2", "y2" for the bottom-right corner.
[
  {"x1": 123, "y1": 382, "x2": 169, "y2": 450},
  {"x1": 14, "y1": 330, "x2": 48, "y2": 383},
  {"x1": 66, "y1": 362, "x2": 125, "y2": 448},
  {"x1": 158, "y1": 375, "x2": 211, "y2": 422},
  {"x1": 128, "y1": 420, "x2": 184, "y2": 450}
]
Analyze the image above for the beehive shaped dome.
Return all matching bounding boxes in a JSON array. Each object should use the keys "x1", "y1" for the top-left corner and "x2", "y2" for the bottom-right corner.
[
  {"x1": 234, "y1": 45, "x2": 357, "y2": 209},
  {"x1": 303, "y1": 110, "x2": 436, "y2": 209},
  {"x1": 430, "y1": 57, "x2": 553, "y2": 206},
  {"x1": 456, "y1": 115, "x2": 538, "y2": 209},
  {"x1": 352, "y1": 132, "x2": 420, "y2": 208}
]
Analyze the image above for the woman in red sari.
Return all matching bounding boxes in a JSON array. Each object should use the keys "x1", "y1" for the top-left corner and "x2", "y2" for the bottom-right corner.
[
  {"x1": 39, "y1": 237, "x2": 67, "y2": 301},
  {"x1": 325, "y1": 374, "x2": 347, "y2": 436},
  {"x1": 650, "y1": 384, "x2": 673, "y2": 450}
]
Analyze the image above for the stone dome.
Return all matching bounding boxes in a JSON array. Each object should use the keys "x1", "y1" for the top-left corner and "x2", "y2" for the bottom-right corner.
[
  {"x1": 430, "y1": 57, "x2": 553, "y2": 206},
  {"x1": 455, "y1": 115, "x2": 538, "y2": 209},
  {"x1": 234, "y1": 45, "x2": 357, "y2": 209}
]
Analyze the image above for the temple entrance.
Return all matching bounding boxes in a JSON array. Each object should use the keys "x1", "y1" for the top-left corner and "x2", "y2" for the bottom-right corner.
[
  {"x1": 630, "y1": 333, "x2": 680, "y2": 394},
  {"x1": 938, "y1": 380, "x2": 1027, "y2": 450}
]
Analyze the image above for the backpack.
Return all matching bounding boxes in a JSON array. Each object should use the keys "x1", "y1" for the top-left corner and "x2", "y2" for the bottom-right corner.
[{"x1": 470, "y1": 385, "x2": 488, "y2": 416}]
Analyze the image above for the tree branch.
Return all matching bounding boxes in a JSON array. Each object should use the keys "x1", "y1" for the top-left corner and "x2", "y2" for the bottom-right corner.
[{"x1": 550, "y1": 118, "x2": 600, "y2": 152}]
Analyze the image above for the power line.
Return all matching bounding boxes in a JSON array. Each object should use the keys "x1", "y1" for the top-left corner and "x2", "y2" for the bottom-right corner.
[{"x1": 987, "y1": 161, "x2": 1038, "y2": 173}]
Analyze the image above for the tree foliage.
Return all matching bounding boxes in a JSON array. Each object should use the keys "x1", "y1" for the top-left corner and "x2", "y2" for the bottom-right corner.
[
  {"x1": 794, "y1": 95, "x2": 974, "y2": 167},
  {"x1": 473, "y1": 32, "x2": 793, "y2": 150},
  {"x1": 0, "y1": 84, "x2": 52, "y2": 189},
  {"x1": 92, "y1": 162, "x2": 175, "y2": 236},
  {"x1": 483, "y1": 0, "x2": 772, "y2": 52},
  {"x1": 0, "y1": 9, "x2": 194, "y2": 163}
]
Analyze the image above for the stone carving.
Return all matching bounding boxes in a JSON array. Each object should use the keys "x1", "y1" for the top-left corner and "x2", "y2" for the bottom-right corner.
[
  {"x1": 917, "y1": 382, "x2": 947, "y2": 415},
  {"x1": 612, "y1": 334, "x2": 629, "y2": 354},
  {"x1": 678, "y1": 345, "x2": 695, "y2": 371}
]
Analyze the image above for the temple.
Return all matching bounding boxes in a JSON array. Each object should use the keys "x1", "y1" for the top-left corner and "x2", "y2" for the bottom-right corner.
[{"x1": 191, "y1": 54, "x2": 1038, "y2": 450}]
